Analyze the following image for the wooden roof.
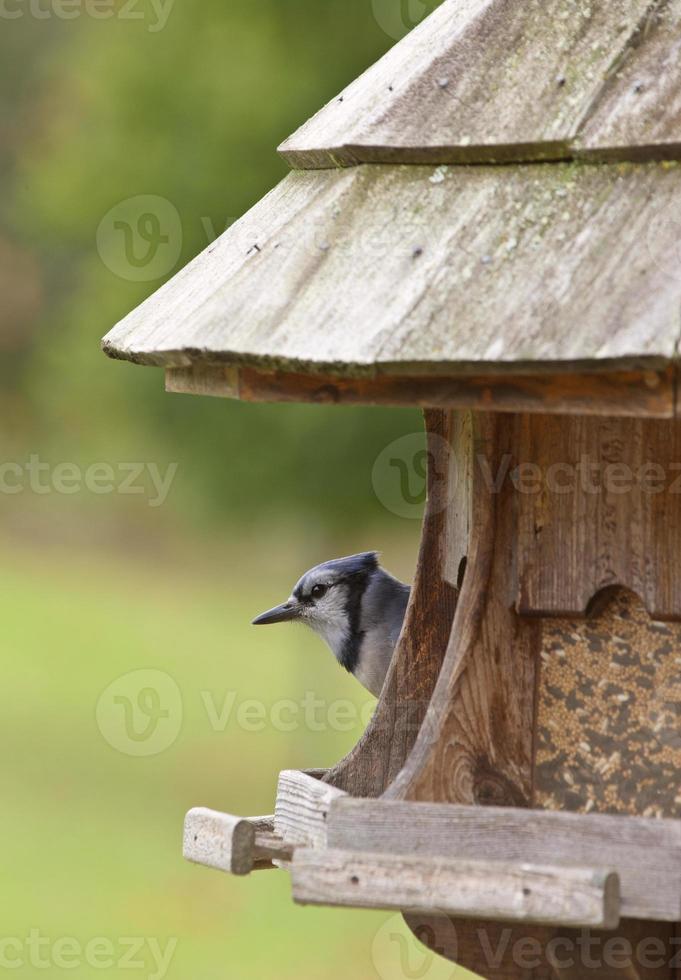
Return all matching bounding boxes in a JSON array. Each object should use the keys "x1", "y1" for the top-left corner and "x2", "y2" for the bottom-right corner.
[
  {"x1": 279, "y1": 0, "x2": 681, "y2": 168},
  {"x1": 103, "y1": 0, "x2": 681, "y2": 410},
  {"x1": 105, "y1": 160, "x2": 681, "y2": 374}
]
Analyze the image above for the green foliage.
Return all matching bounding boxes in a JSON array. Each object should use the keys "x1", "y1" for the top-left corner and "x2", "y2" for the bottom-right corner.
[{"x1": 3, "y1": 0, "x2": 443, "y2": 533}]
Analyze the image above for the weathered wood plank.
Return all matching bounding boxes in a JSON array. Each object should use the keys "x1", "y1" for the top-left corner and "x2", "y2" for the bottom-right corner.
[
  {"x1": 278, "y1": 0, "x2": 662, "y2": 168},
  {"x1": 326, "y1": 799, "x2": 681, "y2": 922},
  {"x1": 577, "y1": 0, "x2": 681, "y2": 160},
  {"x1": 273, "y1": 770, "x2": 346, "y2": 847},
  {"x1": 166, "y1": 364, "x2": 676, "y2": 418},
  {"x1": 516, "y1": 417, "x2": 681, "y2": 618},
  {"x1": 104, "y1": 163, "x2": 681, "y2": 381},
  {"x1": 291, "y1": 848, "x2": 620, "y2": 929}
]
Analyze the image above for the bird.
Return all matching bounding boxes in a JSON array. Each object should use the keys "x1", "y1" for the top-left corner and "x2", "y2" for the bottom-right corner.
[{"x1": 251, "y1": 552, "x2": 410, "y2": 697}]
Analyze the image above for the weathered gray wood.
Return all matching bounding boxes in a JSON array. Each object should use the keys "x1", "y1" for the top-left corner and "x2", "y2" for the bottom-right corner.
[
  {"x1": 279, "y1": 0, "x2": 678, "y2": 168},
  {"x1": 104, "y1": 163, "x2": 681, "y2": 380},
  {"x1": 183, "y1": 808, "x2": 258, "y2": 875},
  {"x1": 183, "y1": 810, "x2": 293, "y2": 873},
  {"x1": 326, "y1": 799, "x2": 681, "y2": 922},
  {"x1": 291, "y1": 848, "x2": 620, "y2": 929},
  {"x1": 578, "y1": 0, "x2": 681, "y2": 159},
  {"x1": 274, "y1": 770, "x2": 346, "y2": 847}
]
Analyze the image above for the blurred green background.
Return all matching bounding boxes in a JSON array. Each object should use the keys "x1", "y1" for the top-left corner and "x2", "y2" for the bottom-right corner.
[{"x1": 0, "y1": 0, "x2": 479, "y2": 978}]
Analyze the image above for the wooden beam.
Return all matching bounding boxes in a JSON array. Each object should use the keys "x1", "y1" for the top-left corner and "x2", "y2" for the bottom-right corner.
[
  {"x1": 274, "y1": 770, "x2": 346, "y2": 847},
  {"x1": 326, "y1": 799, "x2": 681, "y2": 923},
  {"x1": 165, "y1": 364, "x2": 676, "y2": 419},
  {"x1": 291, "y1": 848, "x2": 620, "y2": 929},
  {"x1": 183, "y1": 809, "x2": 292, "y2": 875}
]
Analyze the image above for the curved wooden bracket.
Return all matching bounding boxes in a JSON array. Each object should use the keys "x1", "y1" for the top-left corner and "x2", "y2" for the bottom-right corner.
[
  {"x1": 323, "y1": 408, "x2": 460, "y2": 796},
  {"x1": 385, "y1": 412, "x2": 537, "y2": 806}
]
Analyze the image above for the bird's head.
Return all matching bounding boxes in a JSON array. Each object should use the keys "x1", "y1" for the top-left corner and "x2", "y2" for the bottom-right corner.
[{"x1": 251, "y1": 552, "x2": 379, "y2": 645}]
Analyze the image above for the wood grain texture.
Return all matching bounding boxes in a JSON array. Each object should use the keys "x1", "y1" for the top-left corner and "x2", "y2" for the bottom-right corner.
[
  {"x1": 377, "y1": 412, "x2": 681, "y2": 976},
  {"x1": 386, "y1": 412, "x2": 538, "y2": 806},
  {"x1": 103, "y1": 162, "x2": 681, "y2": 379},
  {"x1": 323, "y1": 410, "x2": 459, "y2": 796},
  {"x1": 578, "y1": 0, "x2": 681, "y2": 159},
  {"x1": 291, "y1": 848, "x2": 620, "y2": 929},
  {"x1": 166, "y1": 364, "x2": 676, "y2": 419},
  {"x1": 278, "y1": 0, "x2": 679, "y2": 168},
  {"x1": 273, "y1": 770, "x2": 346, "y2": 847},
  {"x1": 516, "y1": 417, "x2": 681, "y2": 618},
  {"x1": 326, "y1": 799, "x2": 681, "y2": 921}
]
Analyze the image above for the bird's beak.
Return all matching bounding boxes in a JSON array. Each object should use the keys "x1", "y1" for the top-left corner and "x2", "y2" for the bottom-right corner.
[{"x1": 251, "y1": 598, "x2": 301, "y2": 626}]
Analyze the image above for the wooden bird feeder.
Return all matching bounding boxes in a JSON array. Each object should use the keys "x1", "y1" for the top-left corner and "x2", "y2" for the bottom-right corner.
[{"x1": 103, "y1": 2, "x2": 681, "y2": 975}]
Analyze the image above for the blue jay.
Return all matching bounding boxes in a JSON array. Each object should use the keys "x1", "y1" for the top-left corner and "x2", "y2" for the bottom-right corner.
[{"x1": 252, "y1": 552, "x2": 409, "y2": 697}]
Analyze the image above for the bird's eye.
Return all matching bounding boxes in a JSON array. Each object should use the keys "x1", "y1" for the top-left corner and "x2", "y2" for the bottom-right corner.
[{"x1": 311, "y1": 584, "x2": 328, "y2": 600}]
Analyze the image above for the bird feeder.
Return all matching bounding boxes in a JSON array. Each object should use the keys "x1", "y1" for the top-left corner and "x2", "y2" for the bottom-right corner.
[{"x1": 103, "y1": 1, "x2": 681, "y2": 976}]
